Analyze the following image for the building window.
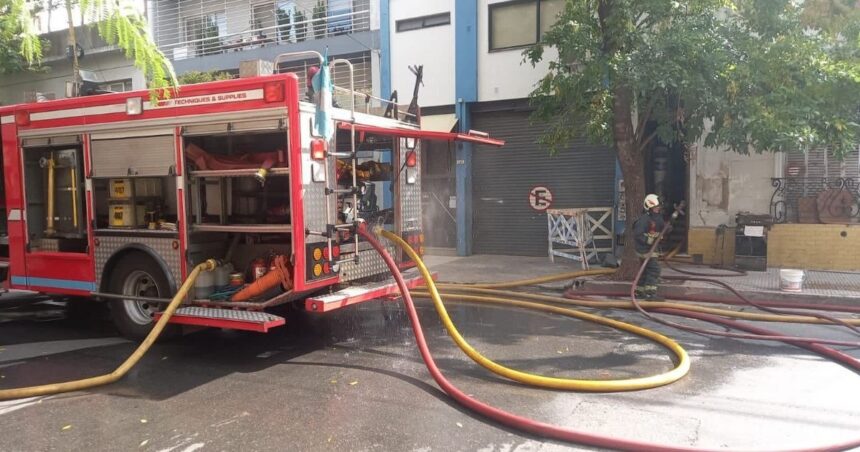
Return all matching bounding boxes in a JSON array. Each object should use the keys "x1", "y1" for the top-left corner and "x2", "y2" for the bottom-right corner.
[
  {"x1": 489, "y1": 0, "x2": 563, "y2": 51},
  {"x1": 253, "y1": 3, "x2": 278, "y2": 37},
  {"x1": 328, "y1": 0, "x2": 354, "y2": 35},
  {"x1": 98, "y1": 79, "x2": 133, "y2": 93},
  {"x1": 185, "y1": 13, "x2": 226, "y2": 56},
  {"x1": 396, "y1": 12, "x2": 451, "y2": 33}
]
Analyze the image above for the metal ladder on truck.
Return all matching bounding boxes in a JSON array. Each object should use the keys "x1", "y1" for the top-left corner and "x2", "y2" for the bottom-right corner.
[{"x1": 273, "y1": 50, "x2": 361, "y2": 272}]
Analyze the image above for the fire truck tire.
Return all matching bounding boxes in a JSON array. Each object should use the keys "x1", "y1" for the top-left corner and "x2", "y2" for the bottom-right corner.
[{"x1": 108, "y1": 254, "x2": 180, "y2": 341}]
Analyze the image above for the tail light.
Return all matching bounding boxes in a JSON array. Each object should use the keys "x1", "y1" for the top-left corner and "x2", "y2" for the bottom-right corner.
[
  {"x1": 264, "y1": 81, "x2": 285, "y2": 103},
  {"x1": 307, "y1": 243, "x2": 339, "y2": 280},
  {"x1": 323, "y1": 245, "x2": 341, "y2": 260},
  {"x1": 15, "y1": 110, "x2": 30, "y2": 126},
  {"x1": 405, "y1": 150, "x2": 417, "y2": 167},
  {"x1": 311, "y1": 139, "x2": 327, "y2": 160}
]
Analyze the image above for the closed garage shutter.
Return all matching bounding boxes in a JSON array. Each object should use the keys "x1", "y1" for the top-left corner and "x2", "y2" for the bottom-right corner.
[{"x1": 472, "y1": 110, "x2": 615, "y2": 256}]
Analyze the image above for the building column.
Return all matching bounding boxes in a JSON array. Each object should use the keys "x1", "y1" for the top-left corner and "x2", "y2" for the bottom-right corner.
[
  {"x1": 379, "y1": 0, "x2": 391, "y2": 100},
  {"x1": 455, "y1": 0, "x2": 478, "y2": 256}
]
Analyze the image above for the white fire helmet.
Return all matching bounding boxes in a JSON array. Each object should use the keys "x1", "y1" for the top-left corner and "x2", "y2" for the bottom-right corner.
[{"x1": 644, "y1": 194, "x2": 660, "y2": 210}]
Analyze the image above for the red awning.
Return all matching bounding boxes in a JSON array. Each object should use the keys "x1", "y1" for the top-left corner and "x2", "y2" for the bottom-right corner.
[{"x1": 338, "y1": 122, "x2": 505, "y2": 147}]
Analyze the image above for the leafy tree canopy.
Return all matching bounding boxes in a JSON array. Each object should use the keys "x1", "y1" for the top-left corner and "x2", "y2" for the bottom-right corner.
[
  {"x1": 177, "y1": 70, "x2": 234, "y2": 85},
  {"x1": 528, "y1": 0, "x2": 860, "y2": 158},
  {"x1": 4, "y1": 0, "x2": 178, "y2": 100}
]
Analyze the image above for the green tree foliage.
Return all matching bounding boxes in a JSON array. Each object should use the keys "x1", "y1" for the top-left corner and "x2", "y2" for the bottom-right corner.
[
  {"x1": 312, "y1": 0, "x2": 327, "y2": 39},
  {"x1": 8, "y1": 0, "x2": 178, "y2": 100},
  {"x1": 177, "y1": 70, "x2": 234, "y2": 85},
  {"x1": 2, "y1": 0, "x2": 43, "y2": 73},
  {"x1": 276, "y1": 7, "x2": 293, "y2": 43},
  {"x1": 294, "y1": 10, "x2": 308, "y2": 42},
  {"x1": 527, "y1": 0, "x2": 860, "y2": 278}
]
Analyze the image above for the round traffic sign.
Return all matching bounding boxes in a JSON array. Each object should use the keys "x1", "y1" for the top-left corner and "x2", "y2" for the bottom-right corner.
[{"x1": 529, "y1": 186, "x2": 553, "y2": 211}]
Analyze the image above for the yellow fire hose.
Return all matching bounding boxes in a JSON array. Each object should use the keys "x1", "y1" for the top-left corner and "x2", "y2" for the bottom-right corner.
[
  {"x1": 379, "y1": 230, "x2": 690, "y2": 392},
  {"x1": 0, "y1": 259, "x2": 218, "y2": 401},
  {"x1": 432, "y1": 285, "x2": 860, "y2": 326}
]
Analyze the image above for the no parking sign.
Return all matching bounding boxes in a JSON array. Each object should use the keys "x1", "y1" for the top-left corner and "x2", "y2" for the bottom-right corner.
[{"x1": 528, "y1": 186, "x2": 553, "y2": 211}]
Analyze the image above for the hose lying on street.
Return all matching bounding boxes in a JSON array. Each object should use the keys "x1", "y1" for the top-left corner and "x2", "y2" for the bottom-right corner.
[
  {"x1": 363, "y1": 226, "x2": 860, "y2": 452},
  {"x1": 0, "y1": 259, "x2": 218, "y2": 401},
  {"x1": 380, "y1": 230, "x2": 689, "y2": 392},
  {"x1": 627, "y1": 213, "x2": 860, "y2": 343}
]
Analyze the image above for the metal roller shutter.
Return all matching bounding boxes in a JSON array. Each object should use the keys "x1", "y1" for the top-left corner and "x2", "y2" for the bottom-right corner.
[
  {"x1": 472, "y1": 110, "x2": 615, "y2": 256},
  {"x1": 91, "y1": 134, "x2": 175, "y2": 177}
]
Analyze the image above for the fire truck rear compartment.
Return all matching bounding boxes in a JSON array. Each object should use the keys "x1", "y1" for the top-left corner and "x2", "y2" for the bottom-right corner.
[{"x1": 183, "y1": 127, "x2": 295, "y2": 308}]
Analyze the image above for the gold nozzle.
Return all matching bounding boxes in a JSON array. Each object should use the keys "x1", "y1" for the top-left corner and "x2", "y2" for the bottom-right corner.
[{"x1": 254, "y1": 168, "x2": 268, "y2": 185}]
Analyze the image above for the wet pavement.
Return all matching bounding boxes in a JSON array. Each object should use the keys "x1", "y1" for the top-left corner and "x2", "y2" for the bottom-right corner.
[{"x1": 1, "y1": 255, "x2": 859, "y2": 451}]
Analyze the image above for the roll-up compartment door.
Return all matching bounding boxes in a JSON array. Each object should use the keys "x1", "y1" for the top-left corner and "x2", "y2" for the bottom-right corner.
[
  {"x1": 182, "y1": 119, "x2": 283, "y2": 137},
  {"x1": 90, "y1": 134, "x2": 175, "y2": 177}
]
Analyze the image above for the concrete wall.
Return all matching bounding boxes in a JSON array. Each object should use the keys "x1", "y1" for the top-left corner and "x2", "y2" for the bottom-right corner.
[
  {"x1": 768, "y1": 224, "x2": 860, "y2": 271},
  {"x1": 688, "y1": 143, "x2": 778, "y2": 228},
  {"x1": 0, "y1": 53, "x2": 142, "y2": 105},
  {"x1": 476, "y1": 0, "x2": 555, "y2": 103},
  {"x1": 389, "y1": 0, "x2": 558, "y2": 107},
  {"x1": 389, "y1": 0, "x2": 455, "y2": 107}
]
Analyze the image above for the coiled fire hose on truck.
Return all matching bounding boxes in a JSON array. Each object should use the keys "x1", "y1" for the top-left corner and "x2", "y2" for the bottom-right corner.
[
  {"x1": 360, "y1": 226, "x2": 860, "y2": 452},
  {"x1": 0, "y1": 259, "x2": 218, "y2": 401}
]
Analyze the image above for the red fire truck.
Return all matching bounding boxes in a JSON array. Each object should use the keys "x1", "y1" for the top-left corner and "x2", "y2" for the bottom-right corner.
[{"x1": 0, "y1": 52, "x2": 502, "y2": 339}]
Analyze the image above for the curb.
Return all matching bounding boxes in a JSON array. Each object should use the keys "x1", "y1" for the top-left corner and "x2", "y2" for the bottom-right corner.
[{"x1": 570, "y1": 280, "x2": 860, "y2": 309}]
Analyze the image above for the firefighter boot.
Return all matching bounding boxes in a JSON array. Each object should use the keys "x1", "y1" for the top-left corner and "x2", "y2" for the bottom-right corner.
[{"x1": 644, "y1": 285, "x2": 664, "y2": 301}]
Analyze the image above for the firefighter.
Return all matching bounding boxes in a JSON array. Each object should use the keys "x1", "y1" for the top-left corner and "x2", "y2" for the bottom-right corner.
[{"x1": 633, "y1": 194, "x2": 666, "y2": 300}]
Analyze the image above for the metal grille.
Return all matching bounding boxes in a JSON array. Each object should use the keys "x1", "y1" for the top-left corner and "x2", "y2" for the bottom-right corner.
[
  {"x1": 152, "y1": 0, "x2": 371, "y2": 61},
  {"x1": 786, "y1": 146, "x2": 860, "y2": 179},
  {"x1": 278, "y1": 52, "x2": 373, "y2": 108},
  {"x1": 471, "y1": 110, "x2": 615, "y2": 256},
  {"x1": 94, "y1": 235, "x2": 182, "y2": 291}
]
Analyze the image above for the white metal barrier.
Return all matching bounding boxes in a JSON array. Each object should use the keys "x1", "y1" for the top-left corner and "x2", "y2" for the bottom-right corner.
[{"x1": 547, "y1": 207, "x2": 614, "y2": 268}]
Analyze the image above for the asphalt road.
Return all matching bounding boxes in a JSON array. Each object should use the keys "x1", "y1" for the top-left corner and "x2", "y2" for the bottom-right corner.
[{"x1": 1, "y1": 273, "x2": 859, "y2": 451}]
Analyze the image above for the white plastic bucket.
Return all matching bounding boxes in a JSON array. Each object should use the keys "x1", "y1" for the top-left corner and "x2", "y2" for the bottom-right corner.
[{"x1": 779, "y1": 269, "x2": 804, "y2": 292}]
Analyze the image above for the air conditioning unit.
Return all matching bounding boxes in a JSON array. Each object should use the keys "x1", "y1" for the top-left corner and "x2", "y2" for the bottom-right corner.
[
  {"x1": 24, "y1": 91, "x2": 56, "y2": 103},
  {"x1": 240, "y1": 59, "x2": 274, "y2": 78},
  {"x1": 173, "y1": 46, "x2": 189, "y2": 60}
]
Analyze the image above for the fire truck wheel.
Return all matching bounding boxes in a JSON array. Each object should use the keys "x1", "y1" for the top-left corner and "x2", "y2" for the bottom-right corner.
[{"x1": 108, "y1": 255, "x2": 179, "y2": 341}]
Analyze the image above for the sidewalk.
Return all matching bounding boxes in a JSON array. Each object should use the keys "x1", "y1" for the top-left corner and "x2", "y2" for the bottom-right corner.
[
  {"x1": 577, "y1": 262, "x2": 860, "y2": 307},
  {"x1": 423, "y1": 253, "x2": 860, "y2": 307}
]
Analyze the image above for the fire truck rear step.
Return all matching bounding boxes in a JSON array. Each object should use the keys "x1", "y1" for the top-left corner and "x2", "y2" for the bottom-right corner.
[
  {"x1": 305, "y1": 269, "x2": 433, "y2": 313},
  {"x1": 155, "y1": 307, "x2": 285, "y2": 332}
]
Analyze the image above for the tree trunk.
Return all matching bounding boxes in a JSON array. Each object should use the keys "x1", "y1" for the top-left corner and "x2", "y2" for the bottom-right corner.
[
  {"x1": 612, "y1": 86, "x2": 646, "y2": 281},
  {"x1": 65, "y1": 0, "x2": 80, "y2": 88}
]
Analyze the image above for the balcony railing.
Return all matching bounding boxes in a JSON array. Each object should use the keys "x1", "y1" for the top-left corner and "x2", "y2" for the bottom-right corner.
[
  {"x1": 153, "y1": 3, "x2": 371, "y2": 61},
  {"x1": 770, "y1": 177, "x2": 860, "y2": 224}
]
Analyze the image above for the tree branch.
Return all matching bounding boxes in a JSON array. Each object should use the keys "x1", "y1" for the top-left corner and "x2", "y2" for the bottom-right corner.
[
  {"x1": 634, "y1": 92, "x2": 658, "y2": 143},
  {"x1": 638, "y1": 129, "x2": 659, "y2": 152}
]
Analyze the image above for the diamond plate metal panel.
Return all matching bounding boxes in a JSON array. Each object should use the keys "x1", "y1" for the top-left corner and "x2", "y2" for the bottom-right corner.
[
  {"x1": 400, "y1": 138, "x2": 422, "y2": 231},
  {"x1": 173, "y1": 306, "x2": 283, "y2": 322},
  {"x1": 300, "y1": 111, "x2": 335, "y2": 237},
  {"x1": 94, "y1": 234, "x2": 181, "y2": 291},
  {"x1": 338, "y1": 246, "x2": 397, "y2": 281}
]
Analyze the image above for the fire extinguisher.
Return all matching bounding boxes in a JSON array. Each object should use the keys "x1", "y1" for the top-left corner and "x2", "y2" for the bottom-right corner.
[{"x1": 250, "y1": 257, "x2": 267, "y2": 281}]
